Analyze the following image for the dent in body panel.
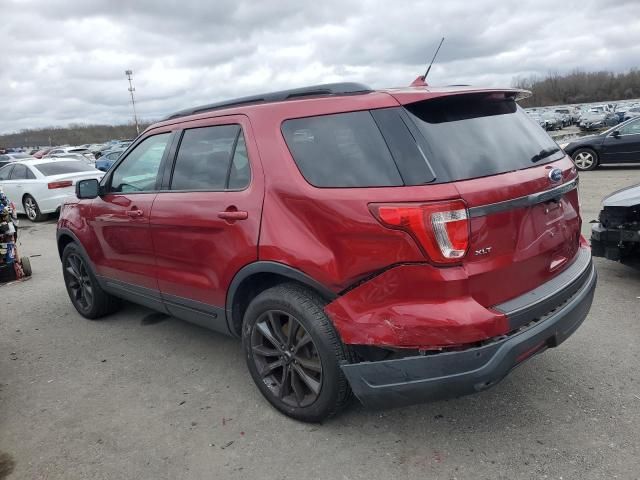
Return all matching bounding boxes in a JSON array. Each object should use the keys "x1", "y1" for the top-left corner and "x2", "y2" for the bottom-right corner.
[{"x1": 324, "y1": 264, "x2": 508, "y2": 349}]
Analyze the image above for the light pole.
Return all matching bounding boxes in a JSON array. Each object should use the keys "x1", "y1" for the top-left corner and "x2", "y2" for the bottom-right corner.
[{"x1": 125, "y1": 69, "x2": 140, "y2": 136}]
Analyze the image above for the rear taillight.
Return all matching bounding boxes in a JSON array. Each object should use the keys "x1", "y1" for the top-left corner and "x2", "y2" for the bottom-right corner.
[
  {"x1": 47, "y1": 180, "x2": 73, "y2": 189},
  {"x1": 370, "y1": 200, "x2": 470, "y2": 264}
]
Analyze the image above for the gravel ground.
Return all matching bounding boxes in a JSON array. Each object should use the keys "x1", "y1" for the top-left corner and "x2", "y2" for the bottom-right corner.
[{"x1": 1, "y1": 167, "x2": 640, "y2": 480}]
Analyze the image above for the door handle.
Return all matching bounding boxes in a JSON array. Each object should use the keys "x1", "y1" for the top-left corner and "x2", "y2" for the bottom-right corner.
[
  {"x1": 218, "y1": 210, "x2": 248, "y2": 221},
  {"x1": 126, "y1": 209, "x2": 144, "y2": 217}
]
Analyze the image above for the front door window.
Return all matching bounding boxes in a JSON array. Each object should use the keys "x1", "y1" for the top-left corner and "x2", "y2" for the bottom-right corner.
[{"x1": 109, "y1": 134, "x2": 171, "y2": 193}]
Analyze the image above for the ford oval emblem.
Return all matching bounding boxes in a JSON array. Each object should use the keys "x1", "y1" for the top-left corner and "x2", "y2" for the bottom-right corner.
[{"x1": 548, "y1": 168, "x2": 563, "y2": 183}]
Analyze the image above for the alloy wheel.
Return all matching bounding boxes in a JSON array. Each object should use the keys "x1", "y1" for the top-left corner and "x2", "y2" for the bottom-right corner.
[
  {"x1": 574, "y1": 151, "x2": 594, "y2": 170},
  {"x1": 24, "y1": 197, "x2": 37, "y2": 220},
  {"x1": 250, "y1": 310, "x2": 323, "y2": 408},
  {"x1": 64, "y1": 253, "x2": 93, "y2": 311}
]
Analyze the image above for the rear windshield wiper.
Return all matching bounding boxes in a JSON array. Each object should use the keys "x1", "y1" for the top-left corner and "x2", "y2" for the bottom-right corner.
[{"x1": 531, "y1": 147, "x2": 561, "y2": 163}]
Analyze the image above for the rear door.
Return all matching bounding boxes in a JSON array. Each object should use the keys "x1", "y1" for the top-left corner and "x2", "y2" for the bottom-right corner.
[
  {"x1": 87, "y1": 132, "x2": 173, "y2": 303},
  {"x1": 150, "y1": 115, "x2": 263, "y2": 332}
]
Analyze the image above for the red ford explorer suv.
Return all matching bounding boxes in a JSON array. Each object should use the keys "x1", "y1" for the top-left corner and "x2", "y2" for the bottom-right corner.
[{"x1": 57, "y1": 81, "x2": 597, "y2": 422}]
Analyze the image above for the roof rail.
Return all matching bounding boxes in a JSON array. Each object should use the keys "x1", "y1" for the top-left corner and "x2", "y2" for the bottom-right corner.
[{"x1": 163, "y1": 82, "x2": 372, "y2": 120}]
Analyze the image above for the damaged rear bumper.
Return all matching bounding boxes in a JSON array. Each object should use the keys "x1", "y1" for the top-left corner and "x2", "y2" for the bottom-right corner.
[
  {"x1": 591, "y1": 223, "x2": 640, "y2": 263},
  {"x1": 342, "y1": 252, "x2": 597, "y2": 409}
]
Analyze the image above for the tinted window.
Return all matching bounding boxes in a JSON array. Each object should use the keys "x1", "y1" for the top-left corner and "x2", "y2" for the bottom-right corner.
[
  {"x1": 10, "y1": 164, "x2": 28, "y2": 179},
  {"x1": 619, "y1": 118, "x2": 640, "y2": 135},
  {"x1": 171, "y1": 125, "x2": 240, "y2": 190},
  {"x1": 228, "y1": 132, "x2": 251, "y2": 189},
  {"x1": 0, "y1": 165, "x2": 13, "y2": 180},
  {"x1": 282, "y1": 111, "x2": 403, "y2": 187},
  {"x1": 371, "y1": 108, "x2": 435, "y2": 185},
  {"x1": 110, "y1": 133, "x2": 170, "y2": 193},
  {"x1": 34, "y1": 161, "x2": 95, "y2": 176},
  {"x1": 404, "y1": 94, "x2": 564, "y2": 182}
]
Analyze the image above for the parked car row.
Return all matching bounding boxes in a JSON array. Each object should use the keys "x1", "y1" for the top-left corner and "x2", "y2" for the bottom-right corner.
[
  {"x1": 525, "y1": 109, "x2": 568, "y2": 131},
  {"x1": 0, "y1": 158, "x2": 104, "y2": 221},
  {"x1": 525, "y1": 100, "x2": 640, "y2": 132}
]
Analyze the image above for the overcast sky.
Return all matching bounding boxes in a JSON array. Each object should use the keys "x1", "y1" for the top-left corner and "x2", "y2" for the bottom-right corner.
[{"x1": 1, "y1": 0, "x2": 639, "y2": 134}]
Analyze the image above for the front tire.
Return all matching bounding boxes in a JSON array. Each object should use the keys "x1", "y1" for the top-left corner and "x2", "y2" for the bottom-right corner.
[
  {"x1": 242, "y1": 283, "x2": 354, "y2": 422},
  {"x1": 572, "y1": 148, "x2": 599, "y2": 171},
  {"x1": 23, "y1": 195, "x2": 45, "y2": 222},
  {"x1": 62, "y1": 243, "x2": 120, "y2": 319}
]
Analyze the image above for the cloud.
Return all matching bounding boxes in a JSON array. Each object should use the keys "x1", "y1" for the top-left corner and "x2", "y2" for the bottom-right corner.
[{"x1": 1, "y1": 0, "x2": 639, "y2": 134}]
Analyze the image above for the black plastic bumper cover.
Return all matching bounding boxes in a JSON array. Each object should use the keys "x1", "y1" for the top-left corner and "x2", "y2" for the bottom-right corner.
[
  {"x1": 591, "y1": 223, "x2": 640, "y2": 260},
  {"x1": 342, "y1": 256, "x2": 597, "y2": 409}
]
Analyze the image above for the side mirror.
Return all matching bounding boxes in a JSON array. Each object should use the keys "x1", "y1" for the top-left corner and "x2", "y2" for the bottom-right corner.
[
  {"x1": 76, "y1": 178, "x2": 100, "y2": 199},
  {"x1": 612, "y1": 130, "x2": 621, "y2": 138}
]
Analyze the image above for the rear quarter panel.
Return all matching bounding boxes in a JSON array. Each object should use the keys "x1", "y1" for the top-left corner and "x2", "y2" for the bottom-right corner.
[{"x1": 248, "y1": 98, "x2": 460, "y2": 292}]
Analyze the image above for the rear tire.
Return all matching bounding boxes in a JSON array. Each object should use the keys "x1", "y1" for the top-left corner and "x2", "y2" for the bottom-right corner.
[
  {"x1": 62, "y1": 243, "x2": 120, "y2": 319},
  {"x1": 572, "y1": 148, "x2": 599, "y2": 171},
  {"x1": 23, "y1": 195, "x2": 45, "y2": 222},
  {"x1": 242, "y1": 283, "x2": 355, "y2": 422}
]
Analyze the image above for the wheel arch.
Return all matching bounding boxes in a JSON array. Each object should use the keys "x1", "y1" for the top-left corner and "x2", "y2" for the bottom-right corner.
[
  {"x1": 21, "y1": 192, "x2": 34, "y2": 206},
  {"x1": 56, "y1": 228, "x2": 95, "y2": 269},
  {"x1": 57, "y1": 230, "x2": 76, "y2": 259},
  {"x1": 226, "y1": 261, "x2": 337, "y2": 337}
]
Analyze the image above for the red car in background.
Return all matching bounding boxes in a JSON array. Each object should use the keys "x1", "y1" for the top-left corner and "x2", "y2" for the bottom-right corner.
[
  {"x1": 32, "y1": 148, "x2": 53, "y2": 159},
  {"x1": 57, "y1": 80, "x2": 597, "y2": 422}
]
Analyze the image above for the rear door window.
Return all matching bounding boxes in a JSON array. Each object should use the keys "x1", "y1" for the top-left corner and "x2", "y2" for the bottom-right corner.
[
  {"x1": 281, "y1": 111, "x2": 403, "y2": 187},
  {"x1": 170, "y1": 124, "x2": 249, "y2": 191},
  {"x1": 228, "y1": 133, "x2": 251, "y2": 190}
]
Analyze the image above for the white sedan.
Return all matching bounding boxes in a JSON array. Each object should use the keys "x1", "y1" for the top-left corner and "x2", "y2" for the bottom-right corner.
[{"x1": 0, "y1": 158, "x2": 104, "y2": 222}]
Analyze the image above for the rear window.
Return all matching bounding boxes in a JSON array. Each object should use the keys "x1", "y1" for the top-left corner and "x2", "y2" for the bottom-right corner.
[
  {"x1": 34, "y1": 161, "x2": 95, "y2": 176},
  {"x1": 404, "y1": 94, "x2": 564, "y2": 182},
  {"x1": 282, "y1": 111, "x2": 403, "y2": 187}
]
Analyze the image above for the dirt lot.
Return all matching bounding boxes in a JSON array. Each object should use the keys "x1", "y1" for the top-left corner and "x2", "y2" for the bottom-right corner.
[{"x1": 1, "y1": 167, "x2": 640, "y2": 480}]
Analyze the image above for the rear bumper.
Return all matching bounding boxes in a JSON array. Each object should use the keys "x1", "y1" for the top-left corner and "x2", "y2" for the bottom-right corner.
[
  {"x1": 342, "y1": 251, "x2": 596, "y2": 409},
  {"x1": 36, "y1": 190, "x2": 76, "y2": 214}
]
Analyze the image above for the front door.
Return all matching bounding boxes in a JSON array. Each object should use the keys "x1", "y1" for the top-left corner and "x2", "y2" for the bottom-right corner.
[
  {"x1": 88, "y1": 132, "x2": 173, "y2": 306},
  {"x1": 602, "y1": 118, "x2": 640, "y2": 163},
  {"x1": 150, "y1": 116, "x2": 263, "y2": 332}
]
